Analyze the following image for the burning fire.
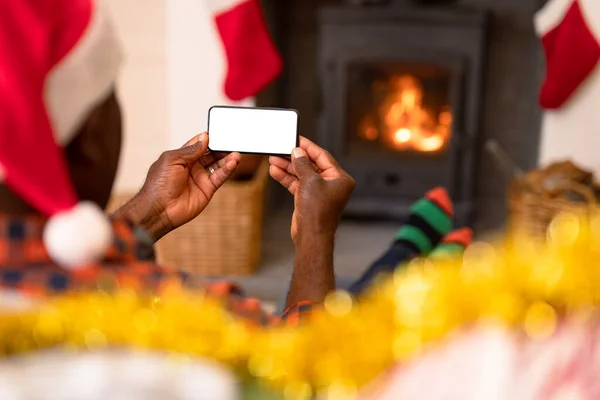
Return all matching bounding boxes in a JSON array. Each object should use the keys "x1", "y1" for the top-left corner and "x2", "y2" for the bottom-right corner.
[{"x1": 359, "y1": 75, "x2": 452, "y2": 153}]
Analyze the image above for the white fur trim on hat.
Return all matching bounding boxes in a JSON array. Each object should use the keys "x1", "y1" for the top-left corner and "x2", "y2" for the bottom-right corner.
[
  {"x1": 534, "y1": 0, "x2": 574, "y2": 35},
  {"x1": 45, "y1": 0, "x2": 123, "y2": 145},
  {"x1": 43, "y1": 202, "x2": 113, "y2": 269}
]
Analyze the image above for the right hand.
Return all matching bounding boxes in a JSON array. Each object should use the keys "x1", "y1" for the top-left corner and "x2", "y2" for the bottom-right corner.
[{"x1": 269, "y1": 137, "x2": 355, "y2": 243}]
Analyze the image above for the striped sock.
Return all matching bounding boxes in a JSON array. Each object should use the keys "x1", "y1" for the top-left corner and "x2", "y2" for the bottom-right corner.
[
  {"x1": 394, "y1": 187, "x2": 454, "y2": 254},
  {"x1": 429, "y1": 227, "x2": 473, "y2": 260}
]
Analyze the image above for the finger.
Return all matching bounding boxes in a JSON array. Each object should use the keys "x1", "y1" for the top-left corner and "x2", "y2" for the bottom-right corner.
[
  {"x1": 269, "y1": 165, "x2": 299, "y2": 194},
  {"x1": 292, "y1": 148, "x2": 319, "y2": 180},
  {"x1": 205, "y1": 152, "x2": 241, "y2": 173},
  {"x1": 269, "y1": 155, "x2": 319, "y2": 176},
  {"x1": 208, "y1": 159, "x2": 239, "y2": 191},
  {"x1": 198, "y1": 151, "x2": 218, "y2": 166},
  {"x1": 201, "y1": 151, "x2": 241, "y2": 168},
  {"x1": 181, "y1": 132, "x2": 207, "y2": 148},
  {"x1": 269, "y1": 156, "x2": 292, "y2": 172},
  {"x1": 176, "y1": 133, "x2": 209, "y2": 163},
  {"x1": 298, "y1": 136, "x2": 341, "y2": 173}
]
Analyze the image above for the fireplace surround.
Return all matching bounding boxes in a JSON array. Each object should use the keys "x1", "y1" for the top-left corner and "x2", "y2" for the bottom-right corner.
[{"x1": 317, "y1": 2, "x2": 489, "y2": 226}]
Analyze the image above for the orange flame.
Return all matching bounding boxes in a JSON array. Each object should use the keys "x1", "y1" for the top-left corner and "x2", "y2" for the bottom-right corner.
[{"x1": 359, "y1": 74, "x2": 452, "y2": 153}]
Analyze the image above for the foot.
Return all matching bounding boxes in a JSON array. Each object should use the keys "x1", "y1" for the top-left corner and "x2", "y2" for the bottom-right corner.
[
  {"x1": 429, "y1": 227, "x2": 474, "y2": 260},
  {"x1": 395, "y1": 187, "x2": 454, "y2": 254}
]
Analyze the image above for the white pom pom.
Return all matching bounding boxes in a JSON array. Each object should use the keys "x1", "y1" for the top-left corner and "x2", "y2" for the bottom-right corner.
[{"x1": 43, "y1": 202, "x2": 113, "y2": 269}]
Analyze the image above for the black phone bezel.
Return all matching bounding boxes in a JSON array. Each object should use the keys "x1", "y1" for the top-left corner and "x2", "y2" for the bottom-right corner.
[{"x1": 207, "y1": 105, "x2": 300, "y2": 156}]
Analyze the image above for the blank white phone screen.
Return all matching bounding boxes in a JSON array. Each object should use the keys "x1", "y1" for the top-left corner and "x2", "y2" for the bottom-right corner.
[{"x1": 208, "y1": 107, "x2": 298, "y2": 155}]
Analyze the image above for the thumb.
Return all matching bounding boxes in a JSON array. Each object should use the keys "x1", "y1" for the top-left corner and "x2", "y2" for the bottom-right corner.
[
  {"x1": 292, "y1": 148, "x2": 318, "y2": 180},
  {"x1": 177, "y1": 133, "x2": 209, "y2": 163}
]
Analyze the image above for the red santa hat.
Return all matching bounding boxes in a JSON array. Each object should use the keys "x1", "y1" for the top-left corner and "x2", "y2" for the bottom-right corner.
[{"x1": 0, "y1": 0, "x2": 122, "y2": 268}]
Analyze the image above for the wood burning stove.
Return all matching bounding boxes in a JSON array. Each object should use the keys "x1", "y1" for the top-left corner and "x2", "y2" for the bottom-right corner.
[{"x1": 317, "y1": 1, "x2": 489, "y2": 226}]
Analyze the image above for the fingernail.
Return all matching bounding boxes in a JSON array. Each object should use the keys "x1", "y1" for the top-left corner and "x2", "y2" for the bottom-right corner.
[
  {"x1": 292, "y1": 148, "x2": 306, "y2": 158},
  {"x1": 198, "y1": 133, "x2": 207, "y2": 143}
]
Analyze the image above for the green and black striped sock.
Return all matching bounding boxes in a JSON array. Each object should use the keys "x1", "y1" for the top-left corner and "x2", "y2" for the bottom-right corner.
[
  {"x1": 395, "y1": 187, "x2": 454, "y2": 255},
  {"x1": 430, "y1": 227, "x2": 474, "y2": 260}
]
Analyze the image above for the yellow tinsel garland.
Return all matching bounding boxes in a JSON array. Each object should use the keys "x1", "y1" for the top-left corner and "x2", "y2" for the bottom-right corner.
[{"x1": 3, "y1": 212, "x2": 600, "y2": 398}]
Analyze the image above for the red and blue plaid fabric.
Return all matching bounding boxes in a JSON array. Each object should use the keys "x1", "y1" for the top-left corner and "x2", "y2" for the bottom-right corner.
[{"x1": 0, "y1": 215, "x2": 312, "y2": 326}]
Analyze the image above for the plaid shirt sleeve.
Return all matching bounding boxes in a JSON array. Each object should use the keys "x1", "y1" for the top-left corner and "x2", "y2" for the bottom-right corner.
[
  {"x1": 201, "y1": 281, "x2": 316, "y2": 327},
  {"x1": 0, "y1": 217, "x2": 318, "y2": 327},
  {"x1": 280, "y1": 301, "x2": 316, "y2": 326}
]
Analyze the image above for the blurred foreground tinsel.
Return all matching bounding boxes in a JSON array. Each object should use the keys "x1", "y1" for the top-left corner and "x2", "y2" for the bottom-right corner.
[{"x1": 2, "y1": 212, "x2": 600, "y2": 398}]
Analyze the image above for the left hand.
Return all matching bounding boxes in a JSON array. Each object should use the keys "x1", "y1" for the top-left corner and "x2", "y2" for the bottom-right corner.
[
  {"x1": 269, "y1": 137, "x2": 355, "y2": 243},
  {"x1": 114, "y1": 133, "x2": 241, "y2": 240}
]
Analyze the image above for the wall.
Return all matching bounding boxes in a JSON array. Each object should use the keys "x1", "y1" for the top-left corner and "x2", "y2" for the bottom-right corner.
[
  {"x1": 539, "y1": 67, "x2": 600, "y2": 176},
  {"x1": 107, "y1": 0, "x2": 250, "y2": 195},
  {"x1": 168, "y1": 0, "x2": 252, "y2": 149},
  {"x1": 107, "y1": 0, "x2": 168, "y2": 194}
]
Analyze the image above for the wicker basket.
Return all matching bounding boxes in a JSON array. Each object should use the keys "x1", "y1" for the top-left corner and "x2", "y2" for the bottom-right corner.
[
  {"x1": 155, "y1": 161, "x2": 269, "y2": 276},
  {"x1": 508, "y1": 178, "x2": 597, "y2": 240}
]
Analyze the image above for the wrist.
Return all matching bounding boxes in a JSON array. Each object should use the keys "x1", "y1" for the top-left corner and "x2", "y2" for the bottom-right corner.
[
  {"x1": 112, "y1": 192, "x2": 171, "y2": 242},
  {"x1": 295, "y1": 226, "x2": 335, "y2": 249},
  {"x1": 288, "y1": 224, "x2": 336, "y2": 307},
  {"x1": 296, "y1": 217, "x2": 338, "y2": 243}
]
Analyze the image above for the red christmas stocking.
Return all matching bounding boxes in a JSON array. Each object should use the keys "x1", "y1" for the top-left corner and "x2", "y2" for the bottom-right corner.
[
  {"x1": 535, "y1": 0, "x2": 600, "y2": 109},
  {"x1": 208, "y1": 0, "x2": 283, "y2": 101}
]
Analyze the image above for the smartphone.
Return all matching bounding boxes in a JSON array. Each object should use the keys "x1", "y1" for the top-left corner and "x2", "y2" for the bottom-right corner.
[{"x1": 207, "y1": 106, "x2": 299, "y2": 156}]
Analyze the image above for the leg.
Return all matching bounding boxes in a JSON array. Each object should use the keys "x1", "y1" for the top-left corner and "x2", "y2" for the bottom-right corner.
[
  {"x1": 347, "y1": 242, "x2": 419, "y2": 296},
  {"x1": 349, "y1": 187, "x2": 454, "y2": 296},
  {"x1": 348, "y1": 227, "x2": 473, "y2": 296}
]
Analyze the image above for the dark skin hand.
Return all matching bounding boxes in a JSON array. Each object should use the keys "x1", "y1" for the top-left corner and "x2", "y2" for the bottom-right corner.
[
  {"x1": 113, "y1": 133, "x2": 241, "y2": 241},
  {"x1": 269, "y1": 137, "x2": 355, "y2": 307}
]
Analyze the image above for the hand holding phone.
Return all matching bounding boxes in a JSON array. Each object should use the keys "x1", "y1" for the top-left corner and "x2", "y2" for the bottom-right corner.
[
  {"x1": 207, "y1": 106, "x2": 299, "y2": 156},
  {"x1": 269, "y1": 136, "x2": 355, "y2": 242}
]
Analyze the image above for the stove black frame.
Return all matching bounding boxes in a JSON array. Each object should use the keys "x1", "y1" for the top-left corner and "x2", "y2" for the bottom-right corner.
[{"x1": 317, "y1": 4, "x2": 489, "y2": 226}]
